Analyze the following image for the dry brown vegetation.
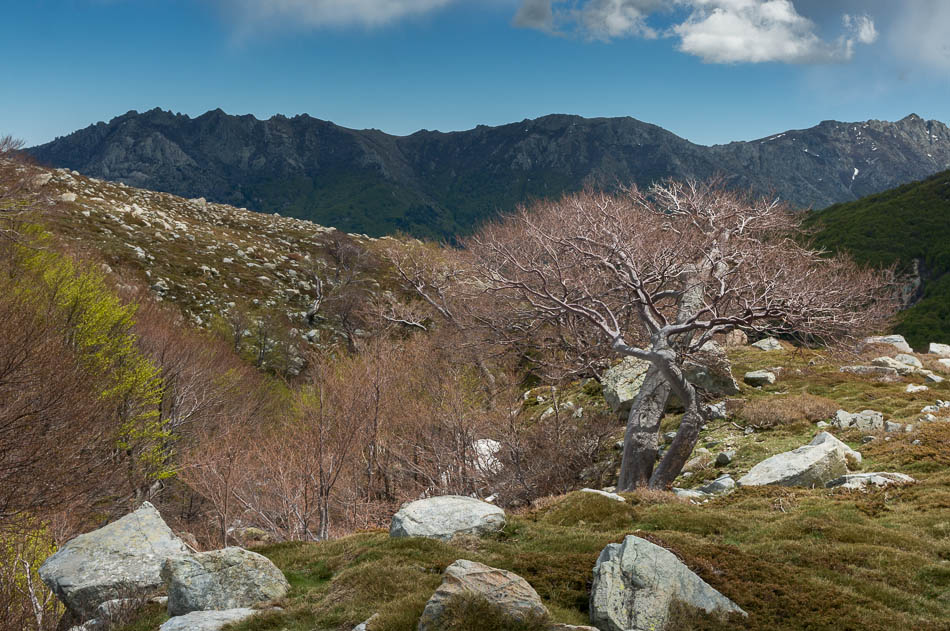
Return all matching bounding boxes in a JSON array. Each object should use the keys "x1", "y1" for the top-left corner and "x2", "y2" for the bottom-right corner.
[{"x1": 735, "y1": 393, "x2": 839, "y2": 429}]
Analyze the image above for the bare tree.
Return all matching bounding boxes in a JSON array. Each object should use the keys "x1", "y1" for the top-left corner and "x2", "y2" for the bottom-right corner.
[{"x1": 469, "y1": 181, "x2": 896, "y2": 490}]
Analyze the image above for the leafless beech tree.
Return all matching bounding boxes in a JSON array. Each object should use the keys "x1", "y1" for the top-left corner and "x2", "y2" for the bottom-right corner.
[{"x1": 470, "y1": 181, "x2": 897, "y2": 490}]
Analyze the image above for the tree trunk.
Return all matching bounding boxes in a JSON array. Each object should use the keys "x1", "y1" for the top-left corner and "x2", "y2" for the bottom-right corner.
[
  {"x1": 616, "y1": 364, "x2": 672, "y2": 491},
  {"x1": 648, "y1": 397, "x2": 705, "y2": 489}
]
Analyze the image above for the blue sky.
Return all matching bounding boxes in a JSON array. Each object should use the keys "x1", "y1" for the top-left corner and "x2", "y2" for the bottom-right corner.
[{"x1": 4, "y1": 1, "x2": 950, "y2": 147}]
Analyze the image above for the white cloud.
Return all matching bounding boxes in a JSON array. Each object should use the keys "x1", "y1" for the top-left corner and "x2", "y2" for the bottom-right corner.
[
  {"x1": 843, "y1": 13, "x2": 878, "y2": 45},
  {"x1": 515, "y1": 0, "x2": 879, "y2": 64},
  {"x1": 221, "y1": 0, "x2": 455, "y2": 30}
]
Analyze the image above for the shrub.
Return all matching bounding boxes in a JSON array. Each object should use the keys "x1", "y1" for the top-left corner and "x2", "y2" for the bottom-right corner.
[{"x1": 736, "y1": 394, "x2": 838, "y2": 429}]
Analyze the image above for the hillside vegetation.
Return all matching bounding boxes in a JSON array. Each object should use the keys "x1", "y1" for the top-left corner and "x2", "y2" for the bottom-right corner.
[{"x1": 807, "y1": 168, "x2": 950, "y2": 347}]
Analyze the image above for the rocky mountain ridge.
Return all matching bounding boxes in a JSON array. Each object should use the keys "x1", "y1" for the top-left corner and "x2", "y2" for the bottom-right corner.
[{"x1": 30, "y1": 109, "x2": 950, "y2": 239}]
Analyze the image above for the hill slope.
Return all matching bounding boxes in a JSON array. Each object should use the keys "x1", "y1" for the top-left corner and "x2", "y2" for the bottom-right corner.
[
  {"x1": 30, "y1": 110, "x2": 950, "y2": 239},
  {"x1": 807, "y1": 169, "x2": 950, "y2": 348}
]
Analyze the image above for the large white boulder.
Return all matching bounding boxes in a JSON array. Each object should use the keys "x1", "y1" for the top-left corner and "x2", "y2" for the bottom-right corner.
[
  {"x1": 590, "y1": 535, "x2": 745, "y2": 631},
  {"x1": 929, "y1": 343, "x2": 950, "y2": 357},
  {"x1": 417, "y1": 560, "x2": 548, "y2": 631},
  {"x1": 862, "y1": 335, "x2": 913, "y2": 354},
  {"x1": 743, "y1": 370, "x2": 776, "y2": 386},
  {"x1": 39, "y1": 502, "x2": 189, "y2": 620},
  {"x1": 390, "y1": 495, "x2": 505, "y2": 541},
  {"x1": 159, "y1": 608, "x2": 258, "y2": 631},
  {"x1": 162, "y1": 547, "x2": 289, "y2": 616},
  {"x1": 737, "y1": 441, "x2": 849, "y2": 488}
]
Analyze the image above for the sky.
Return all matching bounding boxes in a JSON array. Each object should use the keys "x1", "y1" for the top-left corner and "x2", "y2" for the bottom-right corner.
[{"x1": 4, "y1": 0, "x2": 950, "y2": 147}]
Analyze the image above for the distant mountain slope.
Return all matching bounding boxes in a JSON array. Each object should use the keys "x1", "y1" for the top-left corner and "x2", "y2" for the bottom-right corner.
[
  {"x1": 29, "y1": 109, "x2": 950, "y2": 239},
  {"x1": 806, "y1": 169, "x2": 950, "y2": 348}
]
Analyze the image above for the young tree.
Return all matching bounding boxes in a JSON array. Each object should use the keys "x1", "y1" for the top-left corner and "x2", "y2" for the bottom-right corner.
[{"x1": 470, "y1": 181, "x2": 896, "y2": 490}]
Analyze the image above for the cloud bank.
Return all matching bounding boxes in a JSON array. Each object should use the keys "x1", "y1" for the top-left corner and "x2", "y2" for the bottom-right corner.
[{"x1": 515, "y1": 0, "x2": 879, "y2": 64}]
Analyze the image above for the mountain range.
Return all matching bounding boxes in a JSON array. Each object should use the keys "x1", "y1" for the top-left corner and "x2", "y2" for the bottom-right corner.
[{"x1": 29, "y1": 109, "x2": 950, "y2": 240}]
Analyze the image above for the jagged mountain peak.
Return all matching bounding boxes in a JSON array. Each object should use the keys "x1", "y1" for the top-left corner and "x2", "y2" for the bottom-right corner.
[{"x1": 30, "y1": 110, "x2": 950, "y2": 239}]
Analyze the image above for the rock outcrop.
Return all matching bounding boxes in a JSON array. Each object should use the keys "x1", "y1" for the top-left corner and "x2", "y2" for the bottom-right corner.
[
  {"x1": 39, "y1": 502, "x2": 189, "y2": 620},
  {"x1": 751, "y1": 337, "x2": 783, "y2": 351},
  {"x1": 590, "y1": 535, "x2": 745, "y2": 631},
  {"x1": 737, "y1": 437, "x2": 850, "y2": 487},
  {"x1": 417, "y1": 560, "x2": 548, "y2": 631},
  {"x1": 162, "y1": 547, "x2": 289, "y2": 616},
  {"x1": 602, "y1": 357, "x2": 651, "y2": 416},
  {"x1": 390, "y1": 496, "x2": 505, "y2": 541}
]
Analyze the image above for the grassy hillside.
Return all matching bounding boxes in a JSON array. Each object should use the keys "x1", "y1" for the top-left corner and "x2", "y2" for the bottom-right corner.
[
  {"x1": 118, "y1": 345, "x2": 950, "y2": 631},
  {"x1": 806, "y1": 169, "x2": 950, "y2": 348}
]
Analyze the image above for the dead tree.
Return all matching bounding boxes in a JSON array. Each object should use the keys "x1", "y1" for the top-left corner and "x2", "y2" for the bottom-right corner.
[{"x1": 470, "y1": 181, "x2": 896, "y2": 490}]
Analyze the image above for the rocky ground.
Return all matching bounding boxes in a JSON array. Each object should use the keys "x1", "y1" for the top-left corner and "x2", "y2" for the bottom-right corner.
[{"x1": 57, "y1": 334, "x2": 945, "y2": 631}]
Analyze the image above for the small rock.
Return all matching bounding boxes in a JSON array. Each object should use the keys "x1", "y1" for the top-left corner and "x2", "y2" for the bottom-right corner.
[
  {"x1": 871, "y1": 356, "x2": 917, "y2": 376},
  {"x1": 159, "y1": 608, "x2": 258, "y2": 631},
  {"x1": 924, "y1": 371, "x2": 945, "y2": 384},
  {"x1": 840, "y1": 365, "x2": 900, "y2": 380},
  {"x1": 59, "y1": 192, "x2": 78, "y2": 203},
  {"x1": 861, "y1": 436, "x2": 876, "y2": 444},
  {"x1": 715, "y1": 451, "x2": 734, "y2": 466},
  {"x1": 751, "y1": 337, "x2": 783, "y2": 351},
  {"x1": 390, "y1": 496, "x2": 505, "y2": 541},
  {"x1": 353, "y1": 613, "x2": 379, "y2": 631},
  {"x1": 580, "y1": 488, "x2": 625, "y2": 503},
  {"x1": 906, "y1": 384, "x2": 929, "y2": 393},
  {"x1": 706, "y1": 401, "x2": 727, "y2": 420},
  {"x1": 895, "y1": 353, "x2": 923, "y2": 368},
  {"x1": 826, "y1": 472, "x2": 915, "y2": 491},
  {"x1": 743, "y1": 370, "x2": 776, "y2": 387},
  {"x1": 663, "y1": 431, "x2": 677, "y2": 444},
  {"x1": 417, "y1": 560, "x2": 548, "y2": 631},
  {"x1": 723, "y1": 330, "x2": 748, "y2": 346},
  {"x1": 699, "y1": 475, "x2": 736, "y2": 495},
  {"x1": 884, "y1": 421, "x2": 904, "y2": 433}
]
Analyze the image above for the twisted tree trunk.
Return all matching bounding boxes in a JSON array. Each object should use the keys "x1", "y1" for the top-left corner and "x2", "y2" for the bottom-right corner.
[{"x1": 616, "y1": 365, "x2": 671, "y2": 491}]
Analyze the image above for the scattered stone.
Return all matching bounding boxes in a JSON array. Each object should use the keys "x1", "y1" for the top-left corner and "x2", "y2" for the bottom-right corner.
[
  {"x1": 32, "y1": 173, "x2": 53, "y2": 187},
  {"x1": 158, "y1": 608, "x2": 258, "y2": 631},
  {"x1": 743, "y1": 370, "x2": 776, "y2": 387},
  {"x1": 816, "y1": 421, "x2": 829, "y2": 428},
  {"x1": 580, "y1": 488, "x2": 625, "y2": 502},
  {"x1": 706, "y1": 401, "x2": 727, "y2": 420},
  {"x1": 862, "y1": 335, "x2": 913, "y2": 354},
  {"x1": 907, "y1": 384, "x2": 929, "y2": 393},
  {"x1": 590, "y1": 535, "x2": 745, "y2": 631},
  {"x1": 162, "y1": 547, "x2": 289, "y2": 616},
  {"x1": 924, "y1": 371, "x2": 945, "y2": 384},
  {"x1": 389, "y1": 496, "x2": 505, "y2": 541},
  {"x1": 353, "y1": 613, "x2": 379, "y2": 631},
  {"x1": 699, "y1": 475, "x2": 736, "y2": 495},
  {"x1": 826, "y1": 472, "x2": 915, "y2": 491},
  {"x1": 715, "y1": 451, "x2": 734, "y2": 466},
  {"x1": 936, "y1": 359, "x2": 950, "y2": 372},
  {"x1": 871, "y1": 356, "x2": 917, "y2": 376},
  {"x1": 895, "y1": 353, "x2": 923, "y2": 368},
  {"x1": 751, "y1": 337, "x2": 783, "y2": 351},
  {"x1": 738, "y1": 439, "x2": 849, "y2": 488},
  {"x1": 832, "y1": 409, "x2": 884, "y2": 432},
  {"x1": 417, "y1": 560, "x2": 548, "y2": 631},
  {"x1": 929, "y1": 342, "x2": 950, "y2": 357},
  {"x1": 673, "y1": 488, "x2": 708, "y2": 501},
  {"x1": 840, "y1": 365, "x2": 900, "y2": 380},
  {"x1": 884, "y1": 421, "x2": 904, "y2": 433},
  {"x1": 663, "y1": 431, "x2": 677, "y2": 444},
  {"x1": 39, "y1": 502, "x2": 189, "y2": 620},
  {"x1": 861, "y1": 436, "x2": 876, "y2": 444},
  {"x1": 681, "y1": 342, "x2": 740, "y2": 396},
  {"x1": 60, "y1": 192, "x2": 78, "y2": 203}
]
